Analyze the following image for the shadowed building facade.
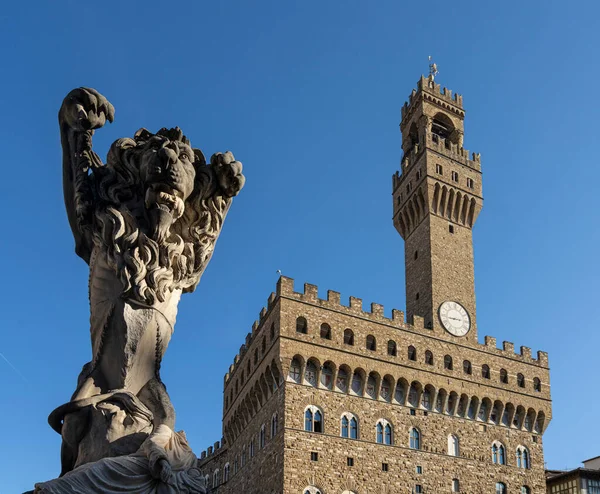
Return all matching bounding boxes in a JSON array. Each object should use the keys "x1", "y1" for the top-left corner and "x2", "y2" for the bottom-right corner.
[{"x1": 198, "y1": 75, "x2": 552, "y2": 494}]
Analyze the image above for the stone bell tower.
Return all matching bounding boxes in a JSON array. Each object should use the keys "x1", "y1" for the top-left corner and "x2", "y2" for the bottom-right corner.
[{"x1": 392, "y1": 74, "x2": 483, "y2": 344}]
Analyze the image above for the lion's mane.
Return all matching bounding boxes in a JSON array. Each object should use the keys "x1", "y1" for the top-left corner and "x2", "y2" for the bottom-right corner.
[{"x1": 90, "y1": 129, "x2": 231, "y2": 306}]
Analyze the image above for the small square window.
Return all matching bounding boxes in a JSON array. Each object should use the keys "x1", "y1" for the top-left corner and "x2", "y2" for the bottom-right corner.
[
  {"x1": 449, "y1": 224, "x2": 454, "y2": 234},
  {"x1": 533, "y1": 436, "x2": 538, "y2": 443},
  {"x1": 410, "y1": 409, "x2": 416, "y2": 416},
  {"x1": 415, "y1": 484, "x2": 423, "y2": 493},
  {"x1": 311, "y1": 452, "x2": 318, "y2": 461},
  {"x1": 382, "y1": 463, "x2": 389, "y2": 472},
  {"x1": 347, "y1": 457, "x2": 354, "y2": 467},
  {"x1": 424, "y1": 411, "x2": 428, "y2": 416},
  {"x1": 416, "y1": 466, "x2": 423, "y2": 474}
]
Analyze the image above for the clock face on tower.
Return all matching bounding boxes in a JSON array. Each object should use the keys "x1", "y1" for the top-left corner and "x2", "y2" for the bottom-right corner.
[{"x1": 439, "y1": 301, "x2": 471, "y2": 337}]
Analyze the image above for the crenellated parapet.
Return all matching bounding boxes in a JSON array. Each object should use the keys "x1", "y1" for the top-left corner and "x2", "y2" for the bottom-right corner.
[
  {"x1": 401, "y1": 75, "x2": 465, "y2": 122},
  {"x1": 276, "y1": 276, "x2": 548, "y2": 367}
]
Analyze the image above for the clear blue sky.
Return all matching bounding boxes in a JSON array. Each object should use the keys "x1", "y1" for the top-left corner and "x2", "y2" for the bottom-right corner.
[{"x1": 1, "y1": 1, "x2": 598, "y2": 491}]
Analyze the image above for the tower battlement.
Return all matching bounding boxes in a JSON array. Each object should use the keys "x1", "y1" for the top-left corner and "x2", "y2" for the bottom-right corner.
[
  {"x1": 220, "y1": 276, "x2": 548, "y2": 374},
  {"x1": 401, "y1": 75, "x2": 464, "y2": 122}
]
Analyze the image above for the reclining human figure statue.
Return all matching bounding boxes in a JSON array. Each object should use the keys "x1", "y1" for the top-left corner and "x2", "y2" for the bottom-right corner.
[{"x1": 33, "y1": 87, "x2": 244, "y2": 493}]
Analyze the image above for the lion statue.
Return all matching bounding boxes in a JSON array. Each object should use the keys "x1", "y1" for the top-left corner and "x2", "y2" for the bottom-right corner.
[{"x1": 42, "y1": 87, "x2": 244, "y2": 490}]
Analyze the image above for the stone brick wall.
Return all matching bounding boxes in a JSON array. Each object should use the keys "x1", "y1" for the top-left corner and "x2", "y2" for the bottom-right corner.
[{"x1": 200, "y1": 279, "x2": 551, "y2": 493}]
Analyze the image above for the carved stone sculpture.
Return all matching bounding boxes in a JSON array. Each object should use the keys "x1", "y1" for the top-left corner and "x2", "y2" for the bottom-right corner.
[{"x1": 32, "y1": 87, "x2": 244, "y2": 493}]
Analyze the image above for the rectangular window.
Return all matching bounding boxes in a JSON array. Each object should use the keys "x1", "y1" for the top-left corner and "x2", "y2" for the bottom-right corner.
[
  {"x1": 436, "y1": 164, "x2": 443, "y2": 175},
  {"x1": 382, "y1": 463, "x2": 389, "y2": 472},
  {"x1": 416, "y1": 466, "x2": 423, "y2": 474},
  {"x1": 410, "y1": 409, "x2": 416, "y2": 416},
  {"x1": 415, "y1": 485, "x2": 423, "y2": 493},
  {"x1": 407, "y1": 182, "x2": 413, "y2": 193},
  {"x1": 449, "y1": 224, "x2": 454, "y2": 234},
  {"x1": 467, "y1": 177, "x2": 474, "y2": 189},
  {"x1": 416, "y1": 169, "x2": 422, "y2": 180},
  {"x1": 311, "y1": 452, "x2": 318, "y2": 462},
  {"x1": 451, "y1": 171, "x2": 459, "y2": 182},
  {"x1": 347, "y1": 457, "x2": 354, "y2": 467}
]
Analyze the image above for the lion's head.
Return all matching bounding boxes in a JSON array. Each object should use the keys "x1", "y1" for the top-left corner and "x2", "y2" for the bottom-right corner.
[{"x1": 91, "y1": 127, "x2": 244, "y2": 305}]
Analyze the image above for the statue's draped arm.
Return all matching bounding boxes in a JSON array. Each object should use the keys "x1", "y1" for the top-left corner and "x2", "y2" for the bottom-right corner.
[{"x1": 59, "y1": 88, "x2": 114, "y2": 264}]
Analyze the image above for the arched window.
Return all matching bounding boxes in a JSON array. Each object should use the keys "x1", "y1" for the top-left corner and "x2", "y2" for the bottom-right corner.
[
  {"x1": 254, "y1": 348, "x2": 258, "y2": 365},
  {"x1": 388, "y1": 340, "x2": 397, "y2": 356},
  {"x1": 271, "y1": 413, "x2": 278, "y2": 438},
  {"x1": 341, "y1": 415, "x2": 349, "y2": 438},
  {"x1": 321, "y1": 362, "x2": 333, "y2": 389},
  {"x1": 296, "y1": 317, "x2": 307, "y2": 334},
  {"x1": 212, "y1": 469, "x2": 219, "y2": 488},
  {"x1": 444, "y1": 355, "x2": 453, "y2": 370},
  {"x1": 320, "y1": 323, "x2": 331, "y2": 340},
  {"x1": 303, "y1": 487, "x2": 322, "y2": 494},
  {"x1": 259, "y1": 424, "x2": 266, "y2": 449},
  {"x1": 344, "y1": 329, "x2": 354, "y2": 346},
  {"x1": 408, "y1": 345, "x2": 417, "y2": 361},
  {"x1": 304, "y1": 361, "x2": 318, "y2": 387},
  {"x1": 452, "y1": 479, "x2": 460, "y2": 492},
  {"x1": 496, "y1": 482, "x2": 507, "y2": 494},
  {"x1": 261, "y1": 336, "x2": 266, "y2": 356},
  {"x1": 223, "y1": 463, "x2": 230, "y2": 482},
  {"x1": 521, "y1": 486, "x2": 531, "y2": 494},
  {"x1": 425, "y1": 350, "x2": 434, "y2": 365},
  {"x1": 270, "y1": 323, "x2": 275, "y2": 340},
  {"x1": 376, "y1": 419, "x2": 393, "y2": 445},
  {"x1": 482, "y1": 364, "x2": 490, "y2": 379},
  {"x1": 341, "y1": 413, "x2": 358, "y2": 440},
  {"x1": 500, "y1": 368, "x2": 508, "y2": 384},
  {"x1": 492, "y1": 442, "x2": 506, "y2": 465},
  {"x1": 289, "y1": 357, "x2": 302, "y2": 383},
  {"x1": 304, "y1": 406, "x2": 323, "y2": 433},
  {"x1": 409, "y1": 427, "x2": 421, "y2": 450},
  {"x1": 516, "y1": 446, "x2": 531, "y2": 469},
  {"x1": 463, "y1": 360, "x2": 472, "y2": 374},
  {"x1": 517, "y1": 373, "x2": 525, "y2": 388},
  {"x1": 350, "y1": 416, "x2": 358, "y2": 440},
  {"x1": 366, "y1": 335, "x2": 376, "y2": 351},
  {"x1": 448, "y1": 434, "x2": 459, "y2": 456},
  {"x1": 533, "y1": 377, "x2": 541, "y2": 392},
  {"x1": 432, "y1": 112, "x2": 455, "y2": 140}
]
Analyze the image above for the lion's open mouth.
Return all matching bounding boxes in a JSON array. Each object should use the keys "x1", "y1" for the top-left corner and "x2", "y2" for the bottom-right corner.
[{"x1": 145, "y1": 187, "x2": 185, "y2": 220}]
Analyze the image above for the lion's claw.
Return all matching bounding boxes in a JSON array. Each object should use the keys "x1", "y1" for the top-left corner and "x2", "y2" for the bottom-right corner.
[
  {"x1": 60, "y1": 87, "x2": 114, "y2": 132},
  {"x1": 211, "y1": 152, "x2": 245, "y2": 197}
]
